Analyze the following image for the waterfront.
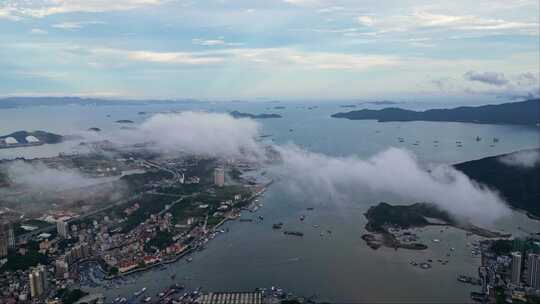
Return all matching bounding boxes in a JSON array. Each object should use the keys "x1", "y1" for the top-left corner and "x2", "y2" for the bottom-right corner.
[{"x1": 1, "y1": 102, "x2": 539, "y2": 302}]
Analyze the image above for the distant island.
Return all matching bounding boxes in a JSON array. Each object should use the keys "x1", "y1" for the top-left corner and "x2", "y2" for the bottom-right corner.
[
  {"x1": 454, "y1": 149, "x2": 540, "y2": 219},
  {"x1": 362, "y1": 202, "x2": 509, "y2": 250},
  {"x1": 229, "y1": 111, "x2": 282, "y2": 119},
  {"x1": 0, "y1": 130, "x2": 63, "y2": 149},
  {"x1": 0, "y1": 96, "x2": 205, "y2": 108},
  {"x1": 332, "y1": 99, "x2": 540, "y2": 125},
  {"x1": 88, "y1": 127, "x2": 101, "y2": 132},
  {"x1": 116, "y1": 120, "x2": 134, "y2": 124},
  {"x1": 340, "y1": 105, "x2": 357, "y2": 108},
  {"x1": 358, "y1": 101, "x2": 399, "y2": 106}
]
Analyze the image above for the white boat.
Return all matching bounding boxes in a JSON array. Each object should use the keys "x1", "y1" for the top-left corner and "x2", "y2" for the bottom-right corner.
[
  {"x1": 144, "y1": 296, "x2": 152, "y2": 302},
  {"x1": 134, "y1": 287, "x2": 147, "y2": 296}
]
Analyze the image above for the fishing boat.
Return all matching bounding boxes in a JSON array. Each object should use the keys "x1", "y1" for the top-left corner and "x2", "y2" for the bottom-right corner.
[{"x1": 284, "y1": 231, "x2": 304, "y2": 237}]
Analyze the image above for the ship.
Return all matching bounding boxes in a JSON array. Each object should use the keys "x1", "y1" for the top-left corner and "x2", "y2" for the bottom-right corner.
[
  {"x1": 272, "y1": 223, "x2": 283, "y2": 229},
  {"x1": 284, "y1": 231, "x2": 304, "y2": 237}
]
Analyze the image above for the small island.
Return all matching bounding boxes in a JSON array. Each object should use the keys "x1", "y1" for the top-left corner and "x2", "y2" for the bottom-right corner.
[
  {"x1": 332, "y1": 99, "x2": 540, "y2": 125},
  {"x1": 115, "y1": 119, "x2": 134, "y2": 124},
  {"x1": 87, "y1": 127, "x2": 101, "y2": 132},
  {"x1": 229, "y1": 111, "x2": 282, "y2": 119},
  {"x1": 362, "y1": 202, "x2": 509, "y2": 250},
  {"x1": 0, "y1": 130, "x2": 63, "y2": 149}
]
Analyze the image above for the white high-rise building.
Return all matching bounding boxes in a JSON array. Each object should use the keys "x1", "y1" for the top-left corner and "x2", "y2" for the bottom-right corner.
[
  {"x1": 57, "y1": 220, "x2": 68, "y2": 239},
  {"x1": 527, "y1": 253, "x2": 540, "y2": 290},
  {"x1": 28, "y1": 265, "x2": 48, "y2": 298},
  {"x1": 214, "y1": 168, "x2": 225, "y2": 187},
  {"x1": 511, "y1": 252, "x2": 522, "y2": 285}
]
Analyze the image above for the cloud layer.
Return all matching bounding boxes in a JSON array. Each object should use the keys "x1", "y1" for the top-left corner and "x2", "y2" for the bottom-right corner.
[
  {"x1": 499, "y1": 150, "x2": 540, "y2": 168},
  {"x1": 3, "y1": 160, "x2": 105, "y2": 192},
  {"x1": 119, "y1": 111, "x2": 264, "y2": 159},
  {"x1": 464, "y1": 71, "x2": 509, "y2": 86},
  {"x1": 99, "y1": 111, "x2": 511, "y2": 224},
  {"x1": 0, "y1": 0, "x2": 537, "y2": 99},
  {"x1": 273, "y1": 145, "x2": 509, "y2": 224}
]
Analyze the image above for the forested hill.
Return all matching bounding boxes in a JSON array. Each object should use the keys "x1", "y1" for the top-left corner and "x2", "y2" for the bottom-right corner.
[
  {"x1": 332, "y1": 99, "x2": 540, "y2": 125},
  {"x1": 454, "y1": 149, "x2": 540, "y2": 218}
]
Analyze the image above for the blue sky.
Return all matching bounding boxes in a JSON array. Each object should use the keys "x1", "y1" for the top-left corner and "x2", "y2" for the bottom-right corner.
[{"x1": 0, "y1": 0, "x2": 538, "y2": 102}]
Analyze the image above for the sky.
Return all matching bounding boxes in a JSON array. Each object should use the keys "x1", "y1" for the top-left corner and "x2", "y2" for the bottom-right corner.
[{"x1": 0, "y1": 0, "x2": 538, "y2": 102}]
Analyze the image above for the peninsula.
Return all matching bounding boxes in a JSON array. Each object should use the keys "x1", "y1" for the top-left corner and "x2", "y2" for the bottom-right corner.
[
  {"x1": 332, "y1": 99, "x2": 540, "y2": 125},
  {"x1": 0, "y1": 130, "x2": 63, "y2": 149},
  {"x1": 362, "y1": 202, "x2": 510, "y2": 250}
]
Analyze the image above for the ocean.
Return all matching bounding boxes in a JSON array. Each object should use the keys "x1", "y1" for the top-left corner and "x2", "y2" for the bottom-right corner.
[{"x1": 1, "y1": 101, "x2": 539, "y2": 302}]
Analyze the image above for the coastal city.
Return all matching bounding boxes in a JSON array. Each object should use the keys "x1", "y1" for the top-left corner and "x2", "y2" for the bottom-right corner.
[
  {"x1": 0, "y1": 0, "x2": 539, "y2": 302},
  {"x1": 0, "y1": 141, "x2": 291, "y2": 304}
]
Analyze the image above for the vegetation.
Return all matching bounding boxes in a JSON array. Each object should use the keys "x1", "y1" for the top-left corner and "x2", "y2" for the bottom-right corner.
[
  {"x1": 57, "y1": 288, "x2": 88, "y2": 304},
  {"x1": 13, "y1": 219, "x2": 52, "y2": 236},
  {"x1": 121, "y1": 194, "x2": 177, "y2": 232},
  {"x1": 332, "y1": 99, "x2": 540, "y2": 125},
  {"x1": 120, "y1": 170, "x2": 173, "y2": 191},
  {"x1": 489, "y1": 239, "x2": 513, "y2": 256},
  {"x1": 109, "y1": 267, "x2": 119, "y2": 276},
  {"x1": 145, "y1": 231, "x2": 174, "y2": 252},
  {"x1": 454, "y1": 149, "x2": 540, "y2": 217},
  {"x1": 364, "y1": 202, "x2": 452, "y2": 232},
  {"x1": 1, "y1": 241, "x2": 48, "y2": 271}
]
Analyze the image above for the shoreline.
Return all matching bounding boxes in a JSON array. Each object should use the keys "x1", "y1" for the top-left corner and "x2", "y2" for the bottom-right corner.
[{"x1": 101, "y1": 179, "x2": 272, "y2": 281}]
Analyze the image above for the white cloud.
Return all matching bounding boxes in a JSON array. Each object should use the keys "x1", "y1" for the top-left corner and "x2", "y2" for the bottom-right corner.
[
  {"x1": 29, "y1": 28, "x2": 48, "y2": 35},
  {"x1": 274, "y1": 145, "x2": 510, "y2": 224},
  {"x1": 4, "y1": 161, "x2": 105, "y2": 192},
  {"x1": 360, "y1": 10, "x2": 538, "y2": 36},
  {"x1": 98, "y1": 111, "x2": 511, "y2": 224},
  {"x1": 499, "y1": 150, "x2": 540, "y2": 168},
  {"x1": 357, "y1": 16, "x2": 375, "y2": 26},
  {"x1": 225, "y1": 48, "x2": 398, "y2": 70},
  {"x1": 0, "y1": 7, "x2": 20, "y2": 20},
  {"x1": 89, "y1": 46, "x2": 398, "y2": 70},
  {"x1": 464, "y1": 71, "x2": 509, "y2": 86},
  {"x1": 0, "y1": 0, "x2": 164, "y2": 19},
  {"x1": 282, "y1": 0, "x2": 323, "y2": 6},
  {"x1": 192, "y1": 38, "x2": 244, "y2": 47},
  {"x1": 93, "y1": 48, "x2": 226, "y2": 65},
  {"x1": 117, "y1": 112, "x2": 264, "y2": 159},
  {"x1": 52, "y1": 21, "x2": 107, "y2": 30}
]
